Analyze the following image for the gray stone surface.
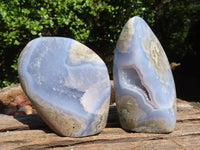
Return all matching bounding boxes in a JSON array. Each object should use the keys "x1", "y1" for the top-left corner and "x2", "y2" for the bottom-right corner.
[
  {"x1": 113, "y1": 16, "x2": 176, "y2": 133},
  {"x1": 18, "y1": 37, "x2": 111, "y2": 137}
]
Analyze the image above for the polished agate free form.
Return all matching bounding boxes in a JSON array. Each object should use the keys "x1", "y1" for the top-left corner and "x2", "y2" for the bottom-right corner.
[
  {"x1": 113, "y1": 16, "x2": 177, "y2": 133},
  {"x1": 18, "y1": 37, "x2": 111, "y2": 137}
]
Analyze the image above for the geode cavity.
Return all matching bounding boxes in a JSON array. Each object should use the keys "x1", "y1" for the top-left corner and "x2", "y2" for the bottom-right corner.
[
  {"x1": 113, "y1": 16, "x2": 176, "y2": 133},
  {"x1": 18, "y1": 37, "x2": 111, "y2": 137}
]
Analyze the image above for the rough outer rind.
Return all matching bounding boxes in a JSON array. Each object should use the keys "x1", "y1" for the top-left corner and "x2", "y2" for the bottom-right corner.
[{"x1": 117, "y1": 95, "x2": 175, "y2": 133}]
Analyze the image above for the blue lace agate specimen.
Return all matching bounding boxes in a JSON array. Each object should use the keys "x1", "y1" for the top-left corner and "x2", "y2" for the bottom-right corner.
[
  {"x1": 18, "y1": 37, "x2": 111, "y2": 137},
  {"x1": 113, "y1": 16, "x2": 176, "y2": 133}
]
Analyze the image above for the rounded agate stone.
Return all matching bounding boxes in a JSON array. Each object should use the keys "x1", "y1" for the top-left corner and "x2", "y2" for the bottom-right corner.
[
  {"x1": 18, "y1": 37, "x2": 111, "y2": 137},
  {"x1": 113, "y1": 16, "x2": 176, "y2": 133}
]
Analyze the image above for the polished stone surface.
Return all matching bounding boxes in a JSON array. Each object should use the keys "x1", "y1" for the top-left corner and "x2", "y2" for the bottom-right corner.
[
  {"x1": 113, "y1": 16, "x2": 176, "y2": 133},
  {"x1": 18, "y1": 37, "x2": 111, "y2": 137}
]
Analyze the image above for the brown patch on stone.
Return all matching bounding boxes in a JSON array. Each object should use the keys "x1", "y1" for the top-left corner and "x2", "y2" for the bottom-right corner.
[
  {"x1": 117, "y1": 95, "x2": 146, "y2": 130},
  {"x1": 70, "y1": 42, "x2": 102, "y2": 64},
  {"x1": 31, "y1": 99, "x2": 83, "y2": 137},
  {"x1": 143, "y1": 36, "x2": 171, "y2": 84},
  {"x1": 117, "y1": 95, "x2": 174, "y2": 133},
  {"x1": 92, "y1": 97, "x2": 110, "y2": 134},
  {"x1": 116, "y1": 18, "x2": 135, "y2": 53}
]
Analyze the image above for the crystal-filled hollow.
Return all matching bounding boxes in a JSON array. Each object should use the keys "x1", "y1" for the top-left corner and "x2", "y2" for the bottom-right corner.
[
  {"x1": 113, "y1": 16, "x2": 177, "y2": 133},
  {"x1": 18, "y1": 37, "x2": 111, "y2": 137}
]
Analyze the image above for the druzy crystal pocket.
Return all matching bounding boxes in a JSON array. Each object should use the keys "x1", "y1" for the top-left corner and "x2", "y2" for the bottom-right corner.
[
  {"x1": 113, "y1": 16, "x2": 177, "y2": 133},
  {"x1": 18, "y1": 37, "x2": 111, "y2": 137}
]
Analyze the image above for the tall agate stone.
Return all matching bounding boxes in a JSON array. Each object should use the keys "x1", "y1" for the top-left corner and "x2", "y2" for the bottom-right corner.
[
  {"x1": 113, "y1": 16, "x2": 176, "y2": 133},
  {"x1": 18, "y1": 37, "x2": 111, "y2": 137}
]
